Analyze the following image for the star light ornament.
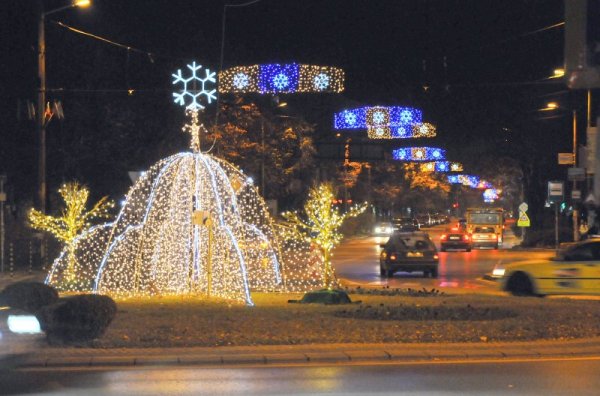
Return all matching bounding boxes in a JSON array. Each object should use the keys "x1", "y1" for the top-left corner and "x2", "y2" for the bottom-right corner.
[
  {"x1": 172, "y1": 62, "x2": 216, "y2": 111},
  {"x1": 172, "y1": 62, "x2": 217, "y2": 152}
]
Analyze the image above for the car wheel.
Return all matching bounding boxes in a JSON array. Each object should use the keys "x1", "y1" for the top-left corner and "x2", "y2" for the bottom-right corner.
[
  {"x1": 440, "y1": 247, "x2": 446, "y2": 252},
  {"x1": 379, "y1": 264, "x2": 386, "y2": 277},
  {"x1": 423, "y1": 270, "x2": 430, "y2": 278},
  {"x1": 494, "y1": 244, "x2": 499, "y2": 250},
  {"x1": 430, "y1": 268, "x2": 438, "y2": 278},
  {"x1": 506, "y1": 271, "x2": 535, "y2": 296},
  {"x1": 466, "y1": 247, "x2": 471, "y2": 252}
]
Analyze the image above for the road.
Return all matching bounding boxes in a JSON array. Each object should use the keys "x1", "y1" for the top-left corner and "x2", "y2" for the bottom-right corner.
[
  {"x1": 332, "y1": 225, "x2": 553, "y2": 294},
  {"x1": 3, "y1": 357, "x2": 600, "y2": 395}
]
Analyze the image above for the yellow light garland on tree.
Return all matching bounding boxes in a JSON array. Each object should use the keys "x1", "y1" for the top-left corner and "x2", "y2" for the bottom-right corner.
[
  {"x1": 282, "y1": 183, "x2": 366, "y2": 290},
  {"x1": 29, "y1": 182, "x2": 114, "y2": 285}
]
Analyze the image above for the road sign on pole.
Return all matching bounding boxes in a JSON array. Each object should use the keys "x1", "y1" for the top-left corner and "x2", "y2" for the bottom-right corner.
[
  {"x1": 517, "y1": 211, "x2": 531, "y2": 227},
  {"x1": 548, "y1": 181, "x2": 564, "y2": 203}
]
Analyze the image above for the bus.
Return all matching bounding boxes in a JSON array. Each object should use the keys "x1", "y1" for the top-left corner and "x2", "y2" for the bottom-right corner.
[{"x1": 465, "y1": 207, "x2": 504, "y2": 244}]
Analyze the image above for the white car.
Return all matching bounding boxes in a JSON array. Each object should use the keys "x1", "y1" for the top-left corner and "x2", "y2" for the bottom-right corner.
[{"x1": 373, "y1": 222, "x2": 394, "y2": 236}]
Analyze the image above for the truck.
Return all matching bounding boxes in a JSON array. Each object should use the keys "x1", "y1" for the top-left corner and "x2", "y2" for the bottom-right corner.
[{"x1": 465, "y1": 207, "x2": 504, "y2": 245}]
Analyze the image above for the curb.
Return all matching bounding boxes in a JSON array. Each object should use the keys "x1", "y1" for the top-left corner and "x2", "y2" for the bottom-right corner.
[{"x1": 15, "y1": 338, "x2": 600, "y2": 369}]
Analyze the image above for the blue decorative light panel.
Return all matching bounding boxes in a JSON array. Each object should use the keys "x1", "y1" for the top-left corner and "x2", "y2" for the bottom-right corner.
[
  {"x1": 219, "y1": 63, "x2": 345, "y2": 94},
  {"x1": 334, "y1": 106, "x2": 423, "y2": 129},
  {"x1": 392, "y1": 147, "x2": 446, "y2": 162},
  {"x1": 447, "y1": 175, "x2": 461, "y2": 184},
  {"x1": 419, "y1": 161, "x2": 463, "y2": 173}
]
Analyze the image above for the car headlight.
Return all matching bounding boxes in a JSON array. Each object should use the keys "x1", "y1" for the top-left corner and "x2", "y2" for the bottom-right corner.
[
  {"x1": 492, "y1": 267, "x2": 506, "y2": 278},
  {"x1": 7, "y1": 315, "x2": 42, "y2": 334}
]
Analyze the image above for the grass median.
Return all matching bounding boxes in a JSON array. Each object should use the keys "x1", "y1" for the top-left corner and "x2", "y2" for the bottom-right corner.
[{"x1": 81, "y1": 290, "x2": 600, "y2": 348}]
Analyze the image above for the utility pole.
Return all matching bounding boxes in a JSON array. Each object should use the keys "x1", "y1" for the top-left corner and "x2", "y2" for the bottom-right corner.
[
  {"x1": 37, "y1": 1, "x2": 48, "y2": 267},
  {"x1": 0, "y1": 175, "x2": 6, "y2": 273},
  {"x1": 572, "y1": 110, "x2": 579, "y2": 241}
]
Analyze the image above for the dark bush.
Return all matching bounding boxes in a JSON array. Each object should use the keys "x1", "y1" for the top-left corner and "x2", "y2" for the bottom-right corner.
[
  {"x1": 0, "y1": 282, "x2": 59, "y2": 313},
  {"x1": 37, "y1": 294, "x2": 117, "y2": 344}
]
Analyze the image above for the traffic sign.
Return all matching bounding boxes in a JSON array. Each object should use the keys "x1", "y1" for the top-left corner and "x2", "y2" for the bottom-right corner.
[
  {"x1": 567, "y1": 167, "x2": 586, "y2": 181},
  {"x1": 518, "y1": 202, "x2": 528, "y2": 212},
  {"x1": 558, "y1": 153, "x2": 575, "y2": 165},
  {"x1": 517, "y1": 211, "x2": 530, "y2": 227},
  {"x1": 548, "y1": 181, "x2": 564, "y2": 203}
]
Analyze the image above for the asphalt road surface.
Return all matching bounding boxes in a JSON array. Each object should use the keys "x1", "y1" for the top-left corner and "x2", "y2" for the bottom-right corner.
[
  {"x1": 332, "y1": 225, "x2": 553, "y2": 294},
  {"x1": 3, "y1": 357, "x2": 600, "y2": 395}
]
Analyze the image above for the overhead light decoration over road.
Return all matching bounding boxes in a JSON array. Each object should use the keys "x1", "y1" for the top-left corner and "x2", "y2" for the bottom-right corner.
[
  {"x1": 219, "y1": 63, "x2": 345, "y2": 94},
  {"x1": 392, "y1": 147, "x2": 446, "y2": 161}
]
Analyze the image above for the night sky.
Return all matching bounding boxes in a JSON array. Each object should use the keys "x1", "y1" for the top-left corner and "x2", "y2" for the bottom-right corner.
[{"x1": 0, "y1": 0, "x2": 580, "y2": 205}]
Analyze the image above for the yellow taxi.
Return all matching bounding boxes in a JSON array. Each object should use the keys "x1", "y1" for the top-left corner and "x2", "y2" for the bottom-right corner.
[{"x1": 493, "y1": 239, "x2": 600, "y2": 296}]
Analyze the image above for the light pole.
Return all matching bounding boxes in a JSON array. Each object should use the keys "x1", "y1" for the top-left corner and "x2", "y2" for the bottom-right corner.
[
  {"x1": 542, "y1": 101, "x2": 580, "y2": 240},
  {"x1": 36, "y1": 0, "x2": 90, "y2": 264}
]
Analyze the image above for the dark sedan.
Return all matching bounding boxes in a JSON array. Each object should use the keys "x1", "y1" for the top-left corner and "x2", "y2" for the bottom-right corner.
[
  {"x1": 379, "y1": 231, "x2": 439, "y2": 278},
  {"x1": 440, "y1": 226, "x2": 472, "y2": 252}
]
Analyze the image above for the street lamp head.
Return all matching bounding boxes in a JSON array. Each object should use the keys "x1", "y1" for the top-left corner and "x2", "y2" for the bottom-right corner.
[{"x1": 74, "y1": 0, "x2": 91, "y2": 7}]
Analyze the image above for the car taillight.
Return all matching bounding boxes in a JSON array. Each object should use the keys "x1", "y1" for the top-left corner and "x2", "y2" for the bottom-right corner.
[
  {"x1": 492, "y1": 234, "x2": 498, "y2": 240},
  {"x1": 390, "y1": 254, "x2": 397, "y2": 260},
  {"x1": 463, "y1": 234, "x2": 470, "y2": 241},
  {"x1": 433, "y1": 254, "x2": 439, "y2": 260},
  {"x1": 441, "y1": 234, "x2": 447, "y2": 240}
]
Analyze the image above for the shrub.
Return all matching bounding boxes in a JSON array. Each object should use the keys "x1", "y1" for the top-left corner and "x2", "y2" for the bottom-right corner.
[
  {"x1": 37, "y1": 294, "x2": 117, "y2": 344},
  {"x1": 0, "y1": 282, "x2": 59, "y2": 313}
]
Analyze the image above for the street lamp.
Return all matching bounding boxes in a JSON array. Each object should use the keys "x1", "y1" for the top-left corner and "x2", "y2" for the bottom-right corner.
[
  {"x1": 542, "y1": 101, "x2": 579, "y2": 240},
  {"x1": 37, "y1": 0, "x2": 91, "y2": 264}
]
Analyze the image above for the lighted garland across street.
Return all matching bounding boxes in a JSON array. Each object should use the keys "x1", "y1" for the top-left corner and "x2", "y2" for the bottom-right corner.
[
  {"x1": 447, "y1": 175, "x2": 493, "y2": 189},
  {"x1": 218, "y1": 63, "x2": 345, "y2": 94},
  {"x1": 367, "y1": 123, "x2": 437, "y2": 139},
  {"x1": 334, "y1": 106, "x2": 423, "y2": 130},
  {"x1": 419, "y1": 161, "x2": 463, "y2": 173},
  {"x1": 392, "y1": 147, "x2": 446, "y2": 162}
]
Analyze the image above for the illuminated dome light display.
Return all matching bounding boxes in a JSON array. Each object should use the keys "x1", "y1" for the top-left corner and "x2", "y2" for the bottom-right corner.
[
  {"x1": 392, "y1": 147, "x2": 446, "y2": 162},
  {"x1": 334, "y1": 106, "x2": 422, "y2": 130},
  {"x1": 218, "y1": 63, "x2": 344, "y2": 94},
  {"x1": 46, "y1": 62, "x2": 325, "y2": 305},
  {"x1": 419, "y1": 161, "x2": 463, "y2": 173}
]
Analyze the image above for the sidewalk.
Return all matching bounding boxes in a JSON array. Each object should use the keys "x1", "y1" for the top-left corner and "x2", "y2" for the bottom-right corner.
[{"x1": 13, "y1": 337, "x2": 600, "y2": 369}]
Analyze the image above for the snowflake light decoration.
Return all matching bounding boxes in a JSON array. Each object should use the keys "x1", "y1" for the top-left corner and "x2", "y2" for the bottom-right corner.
[
  {"x1": 233, "y1": 72, "x2": 250, "y2": 89},
  {"x1": 372, "y1": 111, "x2": 386, "y2": 125},
  {"x1": 273, "y1": 73, "x2": 290, "y2": 89},
  {"x1": 219, "y1": 63, "x2": 344, "y2": 94},
  {"x1": 172, "y1": 62, "x2": 217, "y2": 111},
  {"x1": 313, "y1": 73, "x2": 330, "y2": 90},
  {"x1": 392, "y1": 147, "x2": 446, "y2": 161}
]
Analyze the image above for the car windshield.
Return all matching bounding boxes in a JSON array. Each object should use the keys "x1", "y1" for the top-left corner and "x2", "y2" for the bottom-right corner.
[{"x1": 388, "y1": 234, "x2": 434, "y2": 251}]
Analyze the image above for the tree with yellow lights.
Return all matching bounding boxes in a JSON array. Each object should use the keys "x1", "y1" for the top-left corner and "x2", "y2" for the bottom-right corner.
[
  {"x1": 29, "y1": 182, "x2": 114, "y2": 281},
  {"x1": 283, "y1": 183, "x2": 366, "y2": 290}
]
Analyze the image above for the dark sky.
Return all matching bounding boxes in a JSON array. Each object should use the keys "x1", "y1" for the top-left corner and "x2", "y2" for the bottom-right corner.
[{"x1": 0, "y1": 0, "x2": 575, "y2": 201}]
